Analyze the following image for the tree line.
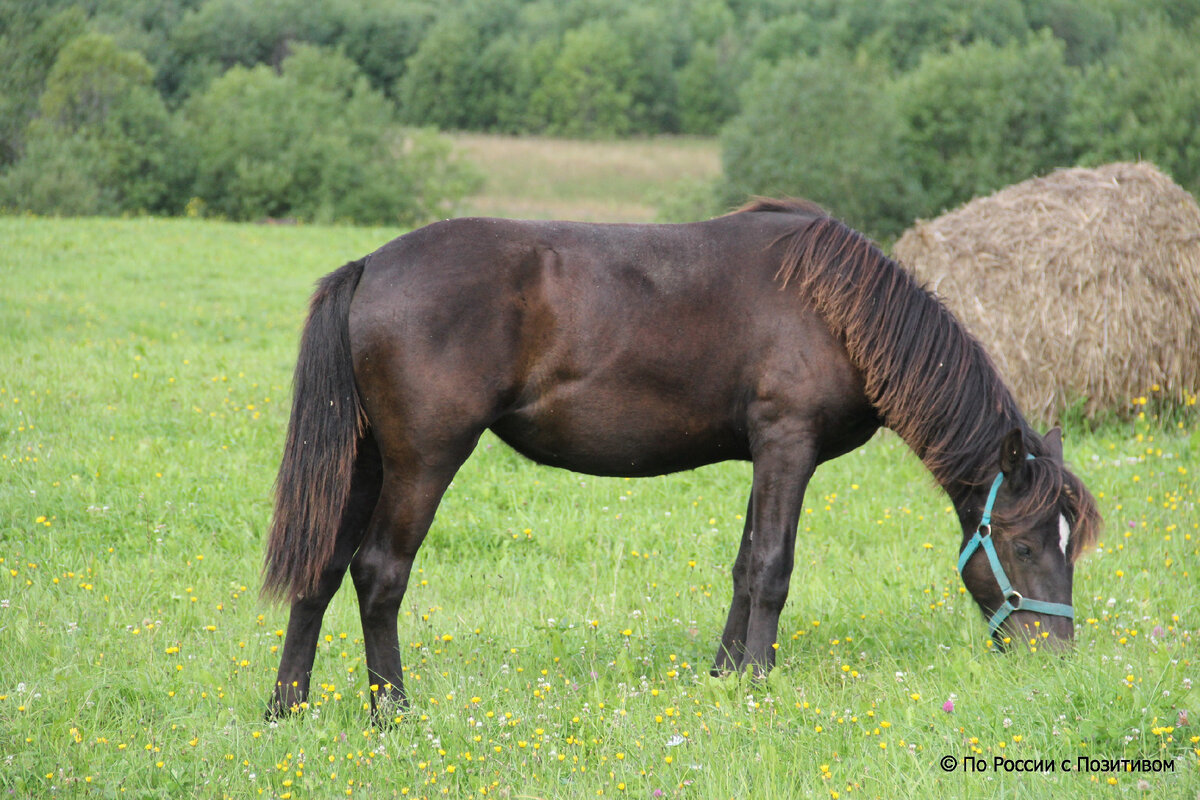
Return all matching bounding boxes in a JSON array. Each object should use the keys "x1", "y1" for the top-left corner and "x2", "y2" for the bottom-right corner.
[{"x1": 1, "y1": 0, "x2": 1198, "y2": 235}]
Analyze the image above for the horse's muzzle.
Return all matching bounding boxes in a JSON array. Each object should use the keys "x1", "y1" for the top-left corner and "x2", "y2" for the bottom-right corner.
[{"x1": 995, "y1": 609, "x2": 1074, "y2": 651}]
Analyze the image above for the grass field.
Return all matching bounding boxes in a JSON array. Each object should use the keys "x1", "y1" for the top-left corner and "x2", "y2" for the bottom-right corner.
[
  {"x1": 450, "y1": 134, "x2": 721, "y2": 222},
  {"x1": 1, "y1": 212, "x2": 1198, "y2": 800}
]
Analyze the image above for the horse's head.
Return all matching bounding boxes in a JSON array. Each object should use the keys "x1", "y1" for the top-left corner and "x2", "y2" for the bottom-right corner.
[{"x1": 958, "y1": 428, "x2": 1100, "y2": 650}]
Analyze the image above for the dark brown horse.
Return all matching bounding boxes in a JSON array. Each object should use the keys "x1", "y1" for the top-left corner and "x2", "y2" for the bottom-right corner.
[{"x1": 262, "y1": 199, "x2": 1100, "y2": 720}]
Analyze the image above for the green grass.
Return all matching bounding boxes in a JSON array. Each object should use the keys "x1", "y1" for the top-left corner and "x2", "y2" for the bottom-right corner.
[{"x1": 1, "y1": 215, "x2": 1197, "y2": 799}]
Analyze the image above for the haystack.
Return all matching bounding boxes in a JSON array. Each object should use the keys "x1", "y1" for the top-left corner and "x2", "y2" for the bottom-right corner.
[{"x1": 892, "y1": 161, "x2": 1200, "y2": 422}]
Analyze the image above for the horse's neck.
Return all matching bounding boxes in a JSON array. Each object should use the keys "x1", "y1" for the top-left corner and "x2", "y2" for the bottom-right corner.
[
  {"x1": 771, "y1": 208, "x2": 1029, "y2": 515},
  {"x1": 913, "y1": 416, "x2": 1028, "y2": 534}
]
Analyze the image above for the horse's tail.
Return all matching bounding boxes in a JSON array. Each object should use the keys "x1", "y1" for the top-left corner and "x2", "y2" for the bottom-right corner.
[{"x1": 262, "y1": 258, "x2": 368, "y2": 603}]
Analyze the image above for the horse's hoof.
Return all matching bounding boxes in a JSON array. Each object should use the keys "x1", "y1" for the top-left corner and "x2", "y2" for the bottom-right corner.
[
  {"x1": 370, "y1": 707, "x2": 411, "y2": 730},
  {"x1": 369, "y1": 690, "x2": 410, "y2": 729}
]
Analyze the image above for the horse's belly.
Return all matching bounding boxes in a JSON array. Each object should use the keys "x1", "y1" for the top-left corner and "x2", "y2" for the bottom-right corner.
[{"x1": 489, "y1": 387, "x2": 748, "y2": 477}]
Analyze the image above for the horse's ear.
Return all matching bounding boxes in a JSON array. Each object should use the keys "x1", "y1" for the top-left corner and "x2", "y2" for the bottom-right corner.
[
  {"x1": 1042, "y1": 426, "x2": 1063, "y2": 464},
  {"x1": 999, "y1": 428, "x2": 1030, "y2": 490}
]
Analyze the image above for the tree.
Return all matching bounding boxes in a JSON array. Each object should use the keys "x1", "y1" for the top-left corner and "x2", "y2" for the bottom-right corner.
[
  {"x1": 395, "y1": 15, "x2": 488, "y2": 130},
  {"x1": 394, "y1": 0, "x2": 524, "y2": 131},
  {"x1": 678, "y1": 42, "x2": 737, "y2": 135},
  {"x1": 828, "y1": 0, "x2": 1031, "y2": 70},
  {"x1": 0, "y1": 133, "x2": 109, "y2": 215},
  {"x1": 336, "y1": 0, "x2": 438, "y2": 97},
  {"x1": 38, "y1": 30, "x2": 155, "y2": 130},
  {"x1": 0, "y1": 31, "x2": 183, "y2": 215},
  {"x1": 688, "y1": 0, "x2": 737, "y2": 46},
  {"x1": 1068, "y1": 21, "x2": 1200, "y2": 196},
  {"x1": 896, "y1": 30, "x2": 1079, "y2": 216},
  {"x1": 479, "y1": 33, "x2": 556, "y2": 134},
  {"x1": 720, "y1": 50, "x2": 922, "y2": 238},
  {"x1": 1022, "y1": 0, "x2": 1120, "y2": 66},
  {"x1": 165, "y1": 0, "x2": 342, "y2": 93},
  {"x1": 0, "y1": 3, "x2": 87, "y2": 165},
  {"x1": 611, "y1": 6, "x2": 686, "y2": 134},
  {"x1": 747, "y1": 12, "x2": 822, "y2": 66},
  {"x1": 529, "y1": 21, "x2": 635, "y2": 138},
  {"x1": 182, "y1": 45, "x2": 479, "y2": 225}
]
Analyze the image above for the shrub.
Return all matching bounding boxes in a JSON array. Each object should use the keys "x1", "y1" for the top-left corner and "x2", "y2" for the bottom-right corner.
[
  {"x1": 183, "y1": 44, "x2": 479, "y2": 225},
  {"x1": 0, "y1": 31, "x2": 183, "y2": 216}
]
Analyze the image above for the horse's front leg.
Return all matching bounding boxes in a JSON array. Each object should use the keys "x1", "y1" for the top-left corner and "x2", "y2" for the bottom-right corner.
[
  {"x1": 738, "y1": 437, "x2": 816, "y2": 678},
  {"x1": 713, "y1": 492, "x2": 754, "y2": 675}
]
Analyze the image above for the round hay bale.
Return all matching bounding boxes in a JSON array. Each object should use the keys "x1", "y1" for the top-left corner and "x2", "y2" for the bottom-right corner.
[{"x1": 892, "y1": 161, "x2": 1200, "y2": 422}]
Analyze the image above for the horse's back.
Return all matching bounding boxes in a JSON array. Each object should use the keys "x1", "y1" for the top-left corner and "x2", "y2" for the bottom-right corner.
[
  {"x1": 357, "y1": 213, "x2": 786, "y2": 298},
  {"x1": 348, "y1": 214, "x2": 783, "y2": 376}
]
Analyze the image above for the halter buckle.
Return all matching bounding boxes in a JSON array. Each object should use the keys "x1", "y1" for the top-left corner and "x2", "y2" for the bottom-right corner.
[{"x1": 1003, "y1": 589, "x2": 1023, "y2": 610}]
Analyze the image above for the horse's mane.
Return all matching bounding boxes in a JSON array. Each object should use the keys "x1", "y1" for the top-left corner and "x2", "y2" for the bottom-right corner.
[{"x1": 735, "y1": 199, "x2": 1099, "y2": 561}]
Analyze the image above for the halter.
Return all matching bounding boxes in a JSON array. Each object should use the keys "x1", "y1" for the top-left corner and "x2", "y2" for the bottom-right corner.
[{"x1": 957, "y1": 455, "x2": 1074, "y2": 637}]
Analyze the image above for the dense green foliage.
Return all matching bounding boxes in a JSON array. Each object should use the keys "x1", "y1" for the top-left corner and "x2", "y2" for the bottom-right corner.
[
  {"x1": 0, "y1": 1, "x2": 478, "y2": 225},
  {"x1": 718, "y1": 1, "x2": 1200, "y2": 235},
  {"x1": 2, "y1": 0, "x2": 1199, "y2": 233},
  {"x1": 182, "y1": 45, "x2": 477, "y2": 225},
  {"x1": 721, "y1": 50, "x2": 919, "y2": 237},
  {"x1": 0, "y1": 30, "x2": 182, "y2": 216}
]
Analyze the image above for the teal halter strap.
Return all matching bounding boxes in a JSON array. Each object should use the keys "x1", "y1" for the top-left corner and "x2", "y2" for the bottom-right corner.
[{"x1": 957, "y1": 457, "x2": 1074, "y2": 637}]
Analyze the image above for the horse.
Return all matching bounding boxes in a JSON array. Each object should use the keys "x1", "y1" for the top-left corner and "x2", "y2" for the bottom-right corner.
[{"x1": 261, "y1": 198, "x2": 1100, "y2": 720}]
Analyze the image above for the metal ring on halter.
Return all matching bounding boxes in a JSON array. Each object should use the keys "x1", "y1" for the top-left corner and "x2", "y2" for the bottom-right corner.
[{"x1": 1003, "y1": 589, "x2": 1023, "y2": 610}]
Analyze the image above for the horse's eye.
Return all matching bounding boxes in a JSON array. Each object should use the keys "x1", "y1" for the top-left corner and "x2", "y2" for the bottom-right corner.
[{"x1": 1014, "y1": 543, "x2": 1034, "y2": 560}]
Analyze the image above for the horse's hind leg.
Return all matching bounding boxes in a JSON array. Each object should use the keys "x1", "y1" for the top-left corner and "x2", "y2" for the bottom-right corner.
[
  {"x1": 267, "y1": 436, "x2": 383, "y2": 719},
  {"x1": 348, "y1": 434, "x2": 479, "y2": 722}
]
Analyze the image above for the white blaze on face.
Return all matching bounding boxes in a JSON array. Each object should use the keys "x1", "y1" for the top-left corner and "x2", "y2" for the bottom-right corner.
[{"x1": 1058, "y1": 514, "x2": 1071, "y2": 556}]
